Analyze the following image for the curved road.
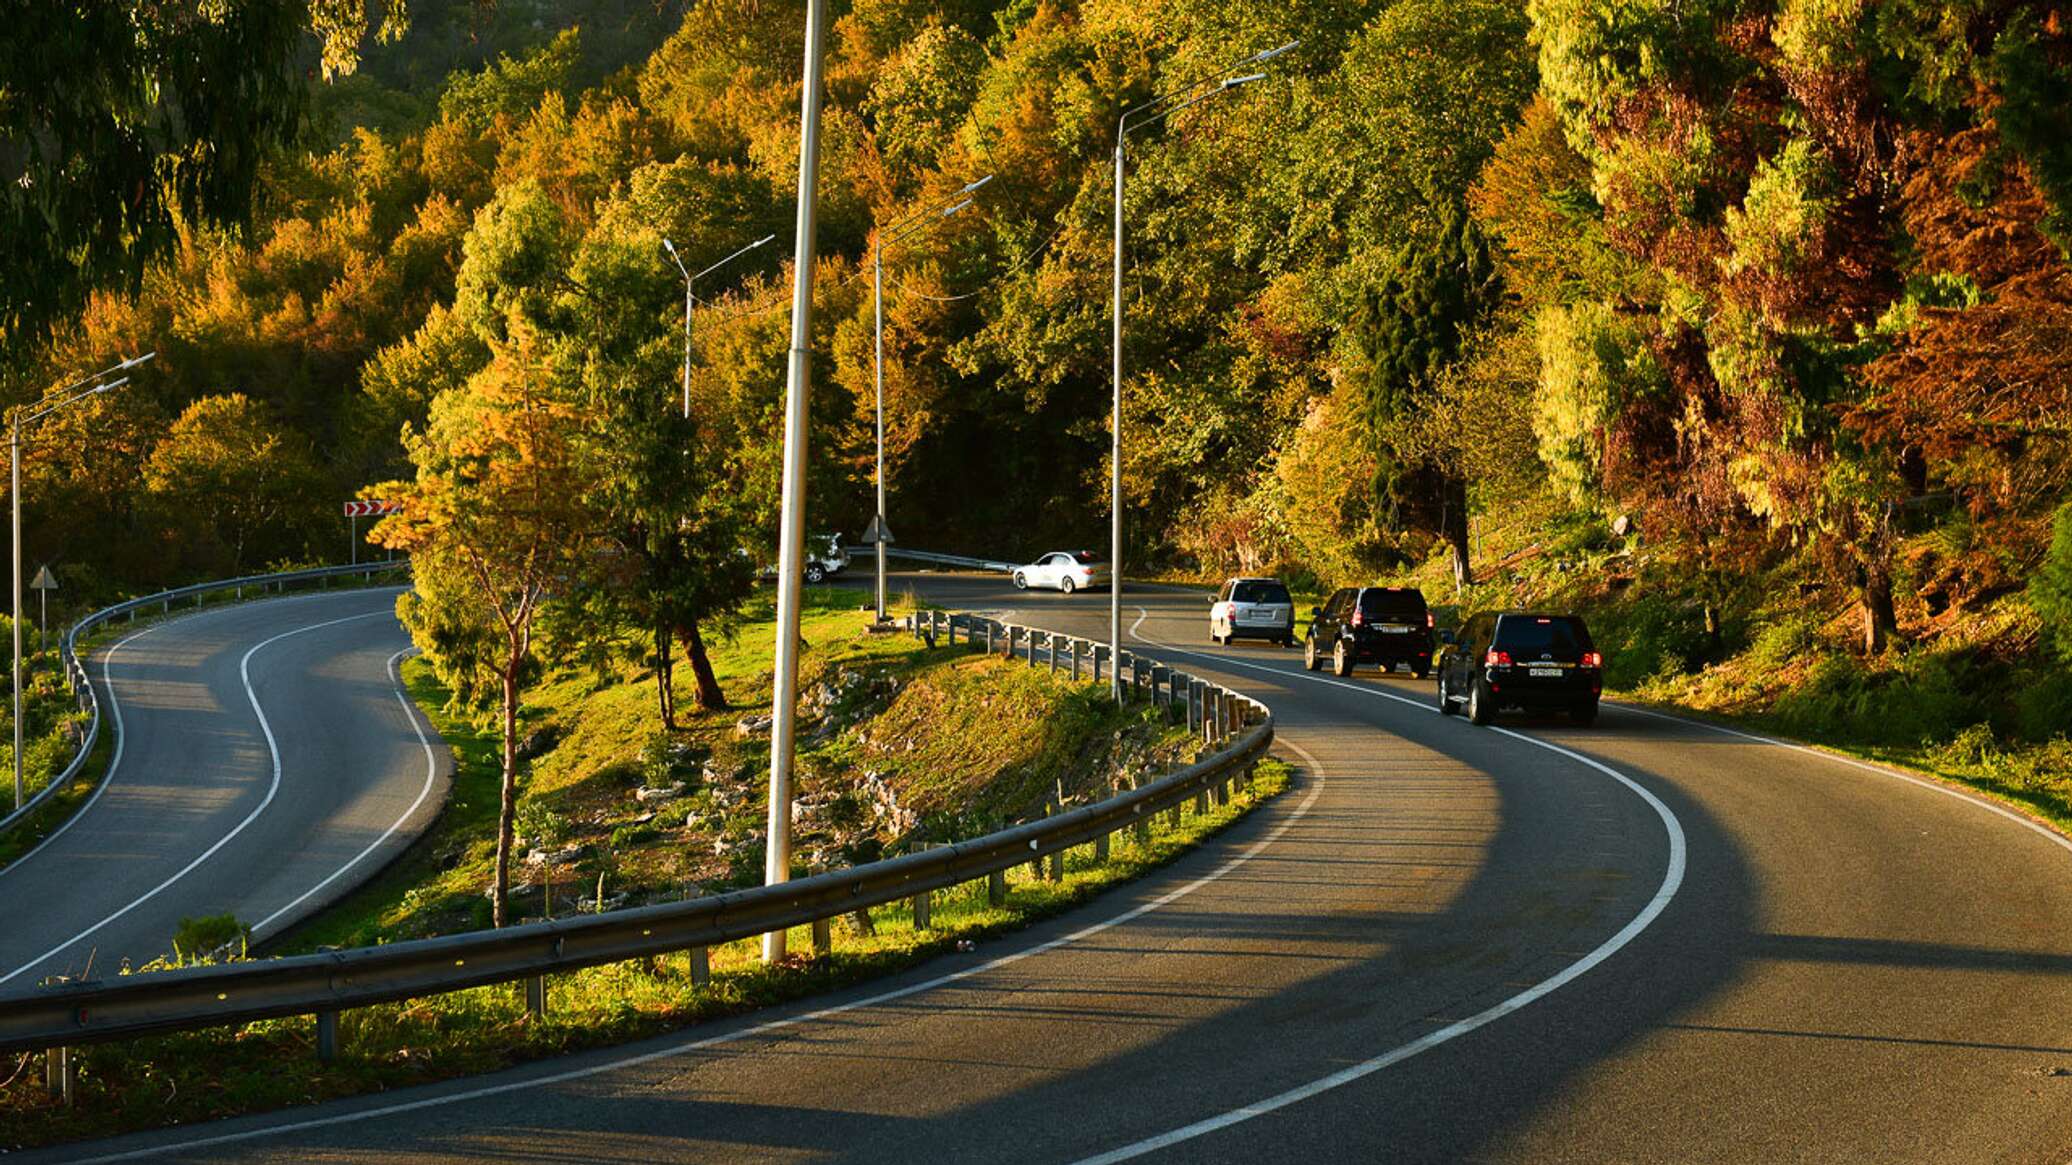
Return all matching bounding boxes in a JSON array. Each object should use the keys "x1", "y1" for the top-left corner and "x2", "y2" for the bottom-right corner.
[
  {"x1": 33, "y1": 573, "x2": 2072, "y2": 1163},
  {"x1": 0, "y1": 587, "x2": 445, "y2": 990}
]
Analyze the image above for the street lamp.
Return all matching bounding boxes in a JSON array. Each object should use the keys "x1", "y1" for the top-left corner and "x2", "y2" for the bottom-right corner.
[
  {"x1": 1109, "y1": 41, "x2": 1296, "y2": 702},
  {"x1": 870, "y1": 174, "x2": 993, "y2": 623},
  {"x1": 11, "y1": 352, "x2": 149, "y2": 809},
  {"x1": 662, "y1": 233, "x2": 778, "y2": 419}
]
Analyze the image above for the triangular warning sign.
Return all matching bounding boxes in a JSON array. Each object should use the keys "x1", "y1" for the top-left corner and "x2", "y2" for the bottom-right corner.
[
  {"x1": 860, "y1": 515, "x2": 895, "y2": 545},
  {"x1": 29, "y1": 565, "x2": 57, "y2": 590}
]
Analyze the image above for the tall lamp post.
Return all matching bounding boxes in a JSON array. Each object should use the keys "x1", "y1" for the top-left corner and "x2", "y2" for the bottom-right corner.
[
  {"x1": 764, "y1": 0, "x2": 832, "y2": 964},
  {"x1": 869, "y1": 175, "x2": 992, "y2": 623},
  {"x1": 11, "y1": 352, "x2": 150, "y2": 810},
  {"x1": 1109, "y1": 41, "x2": 1296, "y2": 702},
  {"x1": 663, "y1": 234, "x2": 777, "y2": 419}
]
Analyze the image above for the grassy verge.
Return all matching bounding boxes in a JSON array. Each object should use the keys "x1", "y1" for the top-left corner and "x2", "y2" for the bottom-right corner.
[
  {"x1": 0, "y1": 766, "x2": 1286, "y2": 1151},
  {"x1": 1377, "y1": 493, "x2": 2072, "y2": 836},
  {"x1": 0, "y1": 577, "x2": 1287, "y2": 1151}
]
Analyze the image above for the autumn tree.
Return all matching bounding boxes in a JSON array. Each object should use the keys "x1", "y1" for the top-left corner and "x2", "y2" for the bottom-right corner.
[
  {"x1": 372, "y1": 333, "x2": 595, "y2": 928},
  {"x1": 142, "y1": 394, "x2": 324, "y2": 575}
]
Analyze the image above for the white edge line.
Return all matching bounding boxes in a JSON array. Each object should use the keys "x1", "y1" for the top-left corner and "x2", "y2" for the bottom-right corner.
[
  {"x1": 1066, "y1": 609, "x2": 1688, "y2": 1163},
  {"x1": 246, "y1": 648, "x2": 440, "y2": 938},
  {"x1": 0, "y1": 610, "x2": 389, "y2": 989},
  {"x1": 0, "y1": 623, "x2": 160, "y2": 882},
  {"x1": 62, "y1": 687, "x2": 1332, "y2": 1163}
]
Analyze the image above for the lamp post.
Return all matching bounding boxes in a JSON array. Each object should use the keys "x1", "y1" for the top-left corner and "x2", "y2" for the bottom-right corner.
[
  {"x1": 870, "y1": 175, "x2": 992, "y2": 623},
  {"x1": 1109, "y1": 41, "x2": 1296, "y2": 702},
  {"x1": 663, "y1": 234, "x2": 777, "y2": 420},
  {"x1": 11, "y1": 352, "x2": 149, "y2": 809},
  {"x1": 763, "y1": 0, "x2": 832, "y2": 964}
]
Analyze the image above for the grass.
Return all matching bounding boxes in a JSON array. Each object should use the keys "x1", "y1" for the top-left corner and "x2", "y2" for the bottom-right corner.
[
  {"x1": 0, "y1": 734, "x2": 1286, "y2": 1150},
  {"x1": 1369, "y1": 492, "x2": 2072, "y2": 837}
]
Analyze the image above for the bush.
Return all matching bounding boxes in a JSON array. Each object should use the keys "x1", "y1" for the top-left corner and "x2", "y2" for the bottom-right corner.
[
  {"x1": 2029, "y1": 502, "x2": 2072, "y2": 666},
  {"x1": 514, "y1": 802, "x2": 570, "y2": 847},
  {"x1": 171, "y1": 914, "x2": 248, "y2": 964},
  {"x1": 1745, "y1": 612, "x2": 1819, "y2": 671}
]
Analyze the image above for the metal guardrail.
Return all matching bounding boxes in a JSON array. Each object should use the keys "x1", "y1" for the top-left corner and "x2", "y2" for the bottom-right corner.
[
  {"x1": 0, "y1": 605, "x2": 1273, "y2": 1065},
  {"x1": 882, "y1": 547, "x2": 1021, "y2": 574},
  {"x1": 0, "y1": 561, "x2": 412, "y2": 838}
]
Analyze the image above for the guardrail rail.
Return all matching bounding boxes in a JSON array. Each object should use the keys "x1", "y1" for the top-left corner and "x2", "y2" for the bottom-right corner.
[
  {"x1": 0, "y1": 604, "x2": 1274, "y2": 1094},
  {"x1": 0, "y1": 561, "x2": 413, "y2": 838}
]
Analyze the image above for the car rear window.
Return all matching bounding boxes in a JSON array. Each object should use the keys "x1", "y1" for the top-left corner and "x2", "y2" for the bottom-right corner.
[
  {"x1": 1232, "y1": 581, "x2": 1290, "y2": 604},
  {"x1": 1072, "y1": 551, "x2": 1101, "y2": 564},
  {"x1": 1494, "y1": 615, "x2": 1593, "y2": 656},
  {"x1": 1358, "y1": 589, "x2": 1427, "y2": 618}
]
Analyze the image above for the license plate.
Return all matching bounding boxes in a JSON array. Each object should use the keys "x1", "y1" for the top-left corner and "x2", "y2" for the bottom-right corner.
[
  {"x1": 1528, "y1": 666, "x2": 1563, "y2": 678},
  {"x1": 1379, "y1": 623, "x2": 1412, "y2": 633}
]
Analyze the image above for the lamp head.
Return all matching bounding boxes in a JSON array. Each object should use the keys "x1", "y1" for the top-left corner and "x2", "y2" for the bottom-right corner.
[
  {"x1": 1251, "y1": 40, "x2": 1299, "y2": 64},
  {"x1": 662, "y1": 237, "x2": 678, "y2": 256},
  {"x1": 119, "y1": 351, "x2": 156, "y2": 371},
  {"x1": 94, "y1": 376, "x2": 128, "y2": 394},
  {"x1": 1221, "y1": 73, "x2": 1266, "y2": 89},
  {"x1": 958, "y1": 175, "x2": 995, "y2": 196},
  {"x1": 753, "y1": 233, "x2": 777, "y2": 248},
  {"x1": 941, "y1": 197, "x2": 975, "y2": 218}
]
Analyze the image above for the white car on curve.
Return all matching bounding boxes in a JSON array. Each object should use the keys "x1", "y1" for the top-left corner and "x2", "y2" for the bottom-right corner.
[{"x1": 1013, "y1": 550, "x2": 1109, "y2": 595}]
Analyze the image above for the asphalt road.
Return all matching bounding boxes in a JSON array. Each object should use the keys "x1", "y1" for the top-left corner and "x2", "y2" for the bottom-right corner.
[
  {"x1": 0, "y1": 587, "x2": 445, "y2": 991},
  {"x1": 35, "y1": 573, "x2": 2072, "y2": 1164}
]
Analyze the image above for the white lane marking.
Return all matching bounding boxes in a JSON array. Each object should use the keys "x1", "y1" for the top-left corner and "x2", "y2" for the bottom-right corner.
[
  {"x1": 0, "y1": 610, "x2": 390, "y2": 988},
  {"x1": 1070, "y1": 608, "x2": 1687, "y2": 1163},
  {"x1": 0, "y1": 624, "x2": 160, "y2": 883},
  {"x1": 65, "y1": 720, "x2": 1330, "y2": 1163},
  {"x1": 245, "y1": 649, "x2": 439, "y2": 939},
  {"x1": 1613, "y1": 704, "x2": 2072, "y2": 858}
]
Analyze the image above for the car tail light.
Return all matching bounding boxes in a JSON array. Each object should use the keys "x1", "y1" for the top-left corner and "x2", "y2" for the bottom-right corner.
[
  {"x1": 1350, "y1": 609, "x2": 1364, "y2": 627},
  {"x1": 1582, "y1": 651, "x2": 1603, "y2": 668},
  {"x1": 1485, "y1": 649, "x2": 1511, "y2": 667},
  {"x1": 1426, "y1": 612, "x2": 1434, "y2": 628}
]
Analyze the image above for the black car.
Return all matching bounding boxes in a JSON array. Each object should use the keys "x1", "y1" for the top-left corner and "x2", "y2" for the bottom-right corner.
[
  {"x1": 1437, "y1": 611, "x2": 1603, "y2": 726},
  {"x1": 1304, "y1": 586, "x2": 1434, "y2": 677}
]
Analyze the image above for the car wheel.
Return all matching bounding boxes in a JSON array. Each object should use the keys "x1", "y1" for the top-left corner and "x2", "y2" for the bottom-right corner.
[
  {"x1": 1571, "y1": 699, "x2": 1599, "y2": 727},
  {"x1": 805, "y1": 564, "x2": 826, "y2": 584},
  {"x1": 1013, "y1": 572, "x2": 1027, "y2": 590},
  {"x1": 1332, "y1": 640, "x2": 1354, "y2": 677},
  {"x1": 1060, "y1": 576, "x2": 1075, "y2": 595},
  {"x1": 1304, "y1": 635, "x2": 1321, "y2": 671},
  {"x1": 1467, "y1": 679, "x2": 1493, "y2": 725},
  {"x1": 1413, "y1": 660, "x2": 1430, "y2": 680},
  {"x1": 1437, "y1": 671, "x2": 1456, "y2": 715}
]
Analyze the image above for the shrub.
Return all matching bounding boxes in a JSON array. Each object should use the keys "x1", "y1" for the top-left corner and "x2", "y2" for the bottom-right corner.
[
  {"x1": 514, "y1": 802, "x2": 570, "y2": 847},
  {"x1": 2028, "y1": 502, "x2": 2072, "y2": 666},
  {"x1": 171, "y1": 914, "x2": 248, "y2": 964}
]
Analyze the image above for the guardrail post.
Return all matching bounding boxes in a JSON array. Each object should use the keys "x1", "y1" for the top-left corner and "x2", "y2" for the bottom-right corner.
[
  {"x1": 1048, "y1": 633, "x2": 1059, "y2": 673},
  {"x1": 524, "y1": 975, "x2": 546, "y2": 1017},
  {"x1": 1068, "y1": 639, "x2": 1081, "y2": 681},
  {"x1": 983, "y1": 622, "x2": 994, "y2": 655},
  {"x1": 1091, "y1": 644, "x2": 1103, "y2": 684},
  {"x1": 945, "y1": 615, "x2": 957, "y2": 647},
  {"x1": 690, "y1": 946, "x2": 711, "y2": 988},
  {"x1": 1006, "y1": 625, "x2": 1018, "y2": 660},
  {"x1": 987, "y1": 868, "x2": 1007, "y2": 906},
  {"x1": 812, "y1": 915, "x2": 833, "y2": 957},
  {"x1": 316, "y1": 1009, "x2": 341, "y2": 1059},
  {"x1": 45, "y1": 1046, "x2": 73, "y2": 1103}
]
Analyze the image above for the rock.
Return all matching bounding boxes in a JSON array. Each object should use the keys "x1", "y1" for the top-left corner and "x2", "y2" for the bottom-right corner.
[
  {"x1": 635, "y1": 782, "x2": 686, "y2": 804},
  {"x1": 574, "y1": 894, "x2": 627, "y2": 913},
  {"x1": 735, "y1": 713, "x2": 774, "y2": 737},
  {"x1": 515, "y1": 725, "x2": 562, "y2": 761}
]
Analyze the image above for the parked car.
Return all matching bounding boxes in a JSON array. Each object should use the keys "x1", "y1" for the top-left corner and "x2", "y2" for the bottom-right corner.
[
  {"x1": 1209, "y1": 577, "x2": 1297, "y2": 646},
  {"x1": 1304, "y1": 586, "x2": 1434, "y2": 677},
  {"x1": 1436, "y1": 611, "x2": 1603, "y2": 726},
  {"x1": 755, "y1": 533, "x2": 850, "y2": 584},
  {"x1": 1013, "y1": 550, "x2": 1109, "y2": 594}
]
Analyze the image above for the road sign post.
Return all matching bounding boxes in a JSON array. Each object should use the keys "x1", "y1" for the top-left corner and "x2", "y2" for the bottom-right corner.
[
  {"x1": 28, "y1": 566, "x2": 55, "y2": 663},
  {"x1": 343, "y1": 501, "x2": 401, "y2": 566}
]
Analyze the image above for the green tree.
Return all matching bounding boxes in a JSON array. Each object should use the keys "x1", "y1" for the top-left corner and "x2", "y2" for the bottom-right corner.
[{"x1": 142, "y1": 394, "x2": 324, "y2": 575}]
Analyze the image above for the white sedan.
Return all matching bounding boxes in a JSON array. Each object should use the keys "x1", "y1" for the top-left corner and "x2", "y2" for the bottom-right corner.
[{"x1": 1013, "y1": 550, "x2": 1109, "y2": 594}]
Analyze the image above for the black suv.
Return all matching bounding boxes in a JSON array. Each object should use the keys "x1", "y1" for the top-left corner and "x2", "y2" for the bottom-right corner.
[
  {"x1": 1437, "y1": 611, "x2": 1603, "y2": 726},
  {"x1": 1304, "y1": 587, "x2": 1434, "y2": 677}
]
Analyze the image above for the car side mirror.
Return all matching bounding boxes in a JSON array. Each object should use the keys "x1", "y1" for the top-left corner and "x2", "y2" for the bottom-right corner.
[
  {"x1": 1438, "y1": 629, "x2": 1457, "y2": 646},
  {"x1": 1309, "y1": 606, "x2": 1322, "y2": 617}
]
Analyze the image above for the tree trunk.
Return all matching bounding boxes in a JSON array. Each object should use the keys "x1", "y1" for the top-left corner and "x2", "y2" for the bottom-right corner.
[
  {"x1": 679, "y1": 616, "x2": 728, "y2": 712},
  {"x1": 1859, "y1": 567, "x2": 1898, "y2": 655},
  {"x1": 654, "y1": 621, "x2": 677, "y2": 730},
  {"x1": 493, "y1": 662, "x2": 521, "y2": 928},
  {"x1": 1443, "y1": 477, "x2": 1472, "y2": 594}
]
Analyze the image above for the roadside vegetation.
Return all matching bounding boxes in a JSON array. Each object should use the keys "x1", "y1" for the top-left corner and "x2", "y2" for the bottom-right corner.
[{"x1": 0, "y1": 583, "x2": 1288, "y2": 1150}]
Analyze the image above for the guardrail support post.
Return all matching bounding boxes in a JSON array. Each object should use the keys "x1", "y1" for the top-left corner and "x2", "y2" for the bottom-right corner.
[
  {"x1": 1048, "y1": 634, "x2": 1058, "y2": 673},
  {"x1": 45, "y1": 1046, "x2": 73, "y2": 1102},
  {"x1": 523, "y1": 976, "x2": 546, "y2": 1017},
  {"x1": 1068, "y1": 639, "x2": 1081, "y2": 681},
  {"x1": 987, "y1": 868, "x2": 1007, "y2": 905},
  {"x1": 1091, "y1": 644, "x2": 1103, "y2": 684},
  {"x1": 912, "y1": 887, "x2": 932, "y2": 931},
  {"x1": 812, "y1": 915, "x2": 833, "y2": 956},
  {"x1": 316, "y1": 1009, "x2": 340, "y2": 1060},
  {"x1": 983, "y1": 622, "x2": 994, "y2": 655},
  {"x1": 690, "y1": 946, "x2": 711, "y2": 987}
]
